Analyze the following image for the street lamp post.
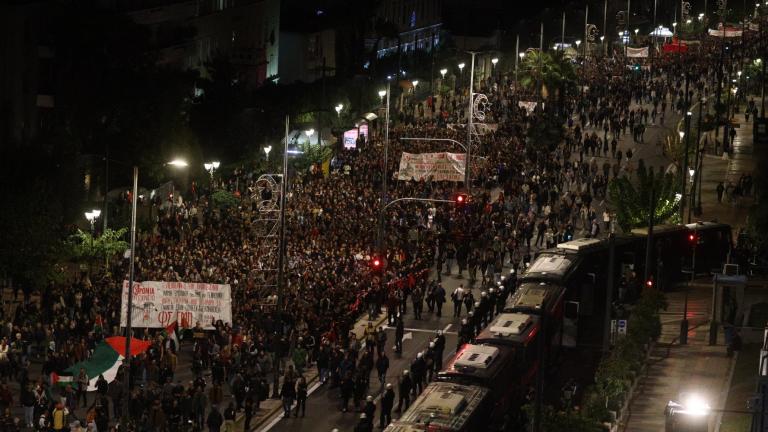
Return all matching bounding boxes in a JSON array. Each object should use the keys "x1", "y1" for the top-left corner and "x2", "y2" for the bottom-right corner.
[
  {"x1": 458, "y1": 62, "x2": 465, "y2": 91},
  {"x1": 84, "y1": 209, "x2": 101, "y2": 271},
  {"x1": 276, "y1": 116, "x2": 289, "y2": 315},
  {"x1": 466, "y1": 52, "x2": 476, "y2": 194},
  {"x1": 491, "y1": 57, "x2": 498, "y2": 81},
  {"x1": 378, "y1": 81, "x2": 391, "y2": 309},
  {"x1": 335, "y1": 104, "x2": 343, "y2": 118},
  {"x1": 203, "y1": 161, "x2": 220, "y2": 188},
  {"x1": 84, "y1": 209, "x2": 101, "y2": 233},
  {"x1": 123, "y1": 158, "x2": 187, "y2": 428},
  {"x1": 679, "y1": 112, "x2": 692, "y2": 222}
]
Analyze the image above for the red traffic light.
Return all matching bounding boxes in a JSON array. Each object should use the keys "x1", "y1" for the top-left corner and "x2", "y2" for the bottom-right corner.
[
  {"x1": 688, "y1": 233, "x2": 697, "y2": 242},
  {"x1": 373, "y1": 258, "x2": 381, "y2": 267},
  {"x1": 645, "y1": 279, "x2": 653, "y2": 288},
  {"x1": 454, "y1": 193, "x2": 469, "y2": 206}
]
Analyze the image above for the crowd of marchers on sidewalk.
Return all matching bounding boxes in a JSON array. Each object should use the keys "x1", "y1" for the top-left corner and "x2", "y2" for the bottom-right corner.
[{"x1": 3, "y1": 32, "x2": 764, "y2": 432}]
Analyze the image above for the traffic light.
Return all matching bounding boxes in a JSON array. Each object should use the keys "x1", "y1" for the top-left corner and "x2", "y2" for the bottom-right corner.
[
  {"x1": 454, "y1": 193, "x2": 469, "y2": 208},
  {"x1": 645, "y1": 279, "x2": 654, "y2": 289},
  {"x1": 370, "y1": 256, "x2": 383, "y2": 273},
  {"x1": 688, "y1": 233, "x2": 696, "y2": 243}
]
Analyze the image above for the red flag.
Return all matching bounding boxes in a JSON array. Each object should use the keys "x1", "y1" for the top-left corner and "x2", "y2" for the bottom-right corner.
[{"x1": 105, "y1": 336, "x2": 152, "y2": 357}]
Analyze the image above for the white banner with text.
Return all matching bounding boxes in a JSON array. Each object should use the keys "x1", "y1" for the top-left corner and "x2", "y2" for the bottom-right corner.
[
  {"x1": 120, "y1": 281, "x2": 232, "y2": 329},
  {"x1": 397, "y1": 152, "x2": 466, "y2": 182}
]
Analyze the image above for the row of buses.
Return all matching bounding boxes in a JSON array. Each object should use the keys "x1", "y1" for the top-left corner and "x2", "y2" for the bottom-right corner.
[{"x1": 384, "y1": 222, "x2": 732, "y2": 432}]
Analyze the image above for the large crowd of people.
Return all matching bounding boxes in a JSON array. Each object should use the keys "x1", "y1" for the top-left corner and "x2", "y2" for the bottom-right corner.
[{"x1": 0, "y1": 23, "x2": 761, "y2": 431}]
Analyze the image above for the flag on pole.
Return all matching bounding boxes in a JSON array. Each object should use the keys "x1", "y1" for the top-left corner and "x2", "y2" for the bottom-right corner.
[{"x1": 163, "y1": 322, "x2": 179, "y2": 351}]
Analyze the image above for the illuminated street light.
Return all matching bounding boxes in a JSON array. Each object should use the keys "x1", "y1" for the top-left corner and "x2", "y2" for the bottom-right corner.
[
  {"x1": 204, "y1": 160, "x2": 220, "y2": 184},
  {"x1": 335, "y1": 104, "x2": 343, "y2": 117},
  {"x1": 84, "y1": 209, "x2": 101, "y2": 228},
  {"x1": 305, "y1": 128, "x2": 315, "y2": 139},
  {"x1": 634, "y1": 28, "x2": 639, "y2": 35},
  {"x1": 263, "y1": 146, "x2": 272, "y2": 158},
  {"x1": 458, "y1": 62, "x2": 465, "y2": 72},
  {"x1": 575, "y1": 40, "x2": 582, "y2": 47},
  {"x1": 600, "y1": 36, "x2": 605, "y2": 41},
  {"x1": 411, "y1": 80, "x2": 419, "y2": 92},
  {"x1": 167, "y1": 158, "x2": 189, "y2": 167},
  {"x1": 491, "y1": 57, "x2": 499, "y2": 66},
  {"x1": 679, "y1": 131, "x2": 685, "y2": 139}
]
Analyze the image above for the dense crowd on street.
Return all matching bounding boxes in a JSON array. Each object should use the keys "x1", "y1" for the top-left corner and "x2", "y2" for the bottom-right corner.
[{"x1": 0, "y1": 22, "x2": 762, "y2": 432}]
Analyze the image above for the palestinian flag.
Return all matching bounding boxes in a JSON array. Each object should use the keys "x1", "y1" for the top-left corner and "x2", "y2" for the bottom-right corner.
[
  {"x1": 51, "y1": 336, "x2": 151, "y2": 391},
  {"x1": 162, "y1": 322, "x2": 179, "y2": 351}
]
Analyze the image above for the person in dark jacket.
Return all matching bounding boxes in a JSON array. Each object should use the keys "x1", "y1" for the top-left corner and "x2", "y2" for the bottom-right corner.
[
  {"x1": 280, "y1": 378, "x2": 296, "y2": 417},
  {"x1": 354, "y1": 413, "x2": 373, "y2": 432},
  {"x1": 397, "y1": 370, "x2": 412, "y2": 412},
  {"x1": 206, "y1": 406, "x2": 223, "y2": 432},
  {"x1": 363, "y1": 395, "x2": 376, "y2": 426},
  {"x1": 376, "y1": 352, "x2": 389, "y2": 385},
  {"x1": 294, "y1": 377, "x2": 307, "y2": 417},
  {"x1": 340, "y1": 372, "x2": 354, "y2": 412},
  {"x1": 380, "y1": 383, "x2": 395, "y2": 428}
]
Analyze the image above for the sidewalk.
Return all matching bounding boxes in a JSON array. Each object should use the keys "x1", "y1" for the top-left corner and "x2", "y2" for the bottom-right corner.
[
  {"x1": 622, "y1": 287, "x2": 734, "y2": 432},
  {"x1": 615, "y1": 105, "x2": 757, "y2": 431},
  {"x1": 696, "y1": 106, "x2": 756, "y2": 232}
]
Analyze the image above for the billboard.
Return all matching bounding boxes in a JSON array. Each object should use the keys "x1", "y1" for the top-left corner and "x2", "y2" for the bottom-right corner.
[{"x1": 343, "y1": 124, "x2": 369, "y2": 149}]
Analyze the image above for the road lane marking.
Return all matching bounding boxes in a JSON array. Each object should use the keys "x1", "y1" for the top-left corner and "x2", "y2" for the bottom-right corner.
[
  {"x1": 260, "y1": 381, "x2": 322, "y2": 431},
  {"x1": 383, "y1": 325, "x2": 458, "y2": 335}
]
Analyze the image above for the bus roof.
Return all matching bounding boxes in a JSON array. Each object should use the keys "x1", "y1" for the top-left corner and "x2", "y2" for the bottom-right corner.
[
  {"x1": 504, "y1": 282, "x2": 564, "y2": 314},
  {"x1": 521, "y1": 253, "x2": 578, "y2": 282},
  {"x1": 438, "y1": 343, "x2": 514, "y2": 384},
  {"x1": 476, "y1": 312, "x2": 540, "y2": 346},
  {"x1": 385, "y1": 382, "x2": 489, "y2": 432},
  {"x1": 556, "y1": 237, "x2": 603, "y2": 251}
]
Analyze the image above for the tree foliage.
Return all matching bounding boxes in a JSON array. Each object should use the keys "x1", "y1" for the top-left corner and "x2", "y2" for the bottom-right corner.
[
  {"x1": 211, "y1": 190, "x2": 240, "y2": 210},
  {"x1": 518, "y1": 50, "x2": 577, "y2": 102},
  {"x1": 608, "y1": 159, "x2": 681, "y2": 232},
  {"x1": 67, "y1": 228, "x2": 129, "y2": 271},
  {"x1": 522, "y1": 404, "x2": 603, "y2": 432}
]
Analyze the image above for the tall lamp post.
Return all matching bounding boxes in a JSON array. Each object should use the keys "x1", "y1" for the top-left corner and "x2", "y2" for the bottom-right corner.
[
  {"x1": 203, "y1": 161, "x2": 220, "y2": 187},
  {"x1": 335, "y1": 104, "x2": 343, "y2": 118},
  {"x1": 378, "y1": 82, "x2": 391, "y2": 304},
  {"x1": 84, "y1": 209, "x2": 101, "y2": 234},
  {"x1": 465, "y1": 52, "x2": 477, "y2": 194},
  {"x1": 123, "y1": 158, "x2": 187, "y2": 427},
  {"x1": 457, "y1": 62, "x2": 465, "y2": 92}
]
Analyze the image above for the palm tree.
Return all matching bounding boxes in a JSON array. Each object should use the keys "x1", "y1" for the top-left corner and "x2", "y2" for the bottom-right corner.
[
  {"x1": 518, "y1": 50, "x2": 577, "y2": 105},
  {"x1": 608, "y1": 159, "x2": 681, "y2": 232}
]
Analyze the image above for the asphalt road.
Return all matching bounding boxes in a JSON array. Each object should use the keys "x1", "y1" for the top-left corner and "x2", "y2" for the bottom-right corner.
[{"x1": 265, "y1": 268, "x2": 471, "y2": 432}]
